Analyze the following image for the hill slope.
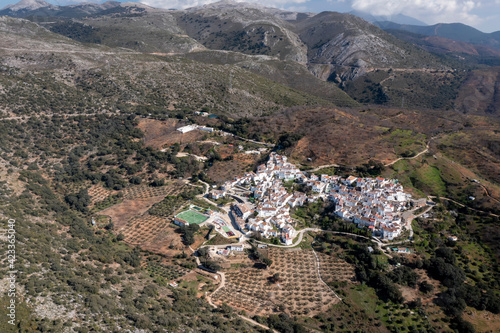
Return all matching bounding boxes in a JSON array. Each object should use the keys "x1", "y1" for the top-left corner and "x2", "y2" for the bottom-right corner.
[
  {"x1": 0, "y1": 16, "x2": 338, "y2": 119},
  {"x1": 376, "y1": 21, "x2": 500, "y2": 50}
]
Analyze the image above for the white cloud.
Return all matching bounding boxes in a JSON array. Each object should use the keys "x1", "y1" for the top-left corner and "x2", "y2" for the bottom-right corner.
[
  {"x1": 351, "y1": 0, "x2": 483, "y2": 25},
  {"x1": 139, "y1": 0, "x2": 310, "y2": 10}
]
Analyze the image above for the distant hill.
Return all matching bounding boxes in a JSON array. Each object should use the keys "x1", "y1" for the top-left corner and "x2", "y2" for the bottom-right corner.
[
  {"x1": 349, "y1": 10, "x2": 427, "y2": 26},
  {"x1": 376, "y1": 21, "x2": 500, "y2": 50},
  {"x1": 385, "y1": 29, "x2": 500, "y2": 63},
  {"x1": 2, "y1": 0, "x2": 500, "y2": 109}
]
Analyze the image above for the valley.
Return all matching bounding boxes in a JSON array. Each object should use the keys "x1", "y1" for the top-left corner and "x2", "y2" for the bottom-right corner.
[{"x1": 0, "y1": 1, "x2": 499, "y2": 333}]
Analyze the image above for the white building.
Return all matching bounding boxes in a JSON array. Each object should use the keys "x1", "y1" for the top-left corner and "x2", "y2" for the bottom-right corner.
[{"x1": 177, "y1": 125, "x2": 198, "y2": 133}]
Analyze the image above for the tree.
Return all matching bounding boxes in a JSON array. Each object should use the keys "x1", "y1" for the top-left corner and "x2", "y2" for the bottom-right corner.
[
  {"x1": 270, "y1": 273, "x2": 281, "y2": 283},
  {"x1": 205, "y1": 261, "x2": 221, "y2": 272},
  {"x1": 197, "y1": 247, "x2": 208, "y2": 258},
  {"x1": 262, "y1": 257, "x2": 273, "y2": 268},
  {"x1": 65, "y1": 188, "x2": 91, "y2": 213},
  {"x1": 419, "y1": 281, "x2": 434, "y2": 294}
]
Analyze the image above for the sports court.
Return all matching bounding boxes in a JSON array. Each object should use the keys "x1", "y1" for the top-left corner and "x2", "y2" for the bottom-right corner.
[{"x1": 176, "y1": 210, "x2": 209, "y2": 225}]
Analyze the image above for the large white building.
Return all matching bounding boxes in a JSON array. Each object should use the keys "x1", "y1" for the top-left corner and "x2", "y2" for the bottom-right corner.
[{"x1": 177, "y1": 125, "x2": 198, "y2": 133}]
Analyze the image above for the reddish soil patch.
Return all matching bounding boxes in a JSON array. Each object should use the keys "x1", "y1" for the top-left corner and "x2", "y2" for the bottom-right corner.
[
  {"x1": 140, "y1": 224, "x2": 186, "y2": 257},
  {"x1": 246, "y1": 106, "x2": 466, "y2": 167},
  {"x1": 98, "y1": 197, "x2": 164, "y2": 229},
  {"x1": 137, "y1": 118, "x2": 205, "y2": 149},
  {"x1": 207, "y1": 153, "x2": 261, "y2": 183}
]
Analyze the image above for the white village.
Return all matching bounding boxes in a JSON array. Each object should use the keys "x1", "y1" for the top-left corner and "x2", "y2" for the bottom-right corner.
[{"x1": 200, "y1": 152, "x2": 413, "y2": 246}]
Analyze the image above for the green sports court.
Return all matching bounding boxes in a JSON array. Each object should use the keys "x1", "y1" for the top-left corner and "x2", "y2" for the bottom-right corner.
[{"x1": 176, "y1": 210, "x2": 209, "y2": 225}]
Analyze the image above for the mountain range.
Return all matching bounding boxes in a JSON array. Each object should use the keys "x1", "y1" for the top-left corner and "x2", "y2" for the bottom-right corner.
[
  {"x1": 1, "y1": 0, "x2": 500, "y2": 111},
  {"x1": 0, "y1": 2, "x2": 500, "y2": 333}
]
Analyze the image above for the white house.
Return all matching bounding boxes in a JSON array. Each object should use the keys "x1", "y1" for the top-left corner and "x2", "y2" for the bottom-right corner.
[
  {"x1": 198, "y1": 126, "x2": 214, "y2": 132},
  {"x1": 233, "y1": 203, "x2": 252, "y2": 220},
  {"x1": 210, "y1": 190, "x2": 226, "y2": 200},
  {"x1": 174, "y1": 217, "x2": 189, "y2": 227},
  {"x1": 228, "y1": 245, "x2": 244, "y2": 252}
]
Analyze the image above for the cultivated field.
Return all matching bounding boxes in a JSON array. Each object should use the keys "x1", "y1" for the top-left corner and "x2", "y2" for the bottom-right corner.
[
  {"x1": 98, "y1": 198, "x2": 165, "y2": 230},
  {"x1": 118, "y1": 214, "x2": 170, "y2": 245},
  {"x1": 211, "y1": 247, "x2": 354, "y2": 316},
  {"x1": 144, "y1": 260, "x2": 190, "y2": 282},
  {"x1": 88, "y1": 184, "x2": 114, "y2": 205},
  {"x1": 122, "y1": 184, "x2": 180, "y2": 200},
  {"x1": 95, "y1": 182, "x2": 190, "y2": 251},
  {"x1": 316, "y1": 251, "x2": 356, "y2": 283},
  {"x1": 139, "y1": 224, "x2": 187, "y2": 257}
]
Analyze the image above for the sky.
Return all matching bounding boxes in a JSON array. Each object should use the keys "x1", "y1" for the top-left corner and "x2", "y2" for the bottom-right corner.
[{"x1": 2, "y1": 0, "x2": 500, "y2": 32}]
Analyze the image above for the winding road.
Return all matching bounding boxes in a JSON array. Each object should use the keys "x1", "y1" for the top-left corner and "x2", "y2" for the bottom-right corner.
[
  {"x1": 428, "y1": 196, "x2": 499, "y2": 218},
  {"x1": 384, "y1": 142, "x2": 430, "y2": 167},
  {"x1": 203, "y1": 267, "x2": 278, "y2": 332}
]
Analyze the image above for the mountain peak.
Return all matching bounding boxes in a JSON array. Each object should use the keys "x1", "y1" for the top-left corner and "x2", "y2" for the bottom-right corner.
[
  {"x1": 3, "y1": 0, "x2": 54, "y2": 11},
  {"x1": 187, "y1": 0, "x2": 269, "y2": 11}
]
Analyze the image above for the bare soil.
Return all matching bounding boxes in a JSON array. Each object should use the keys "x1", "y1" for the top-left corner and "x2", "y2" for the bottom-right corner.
[
  {"x1": 211, "y1": 247, "x2": 345, "y2": 317},
  {"x1": 98, "y1": 197, "x2": 164, "y2": 230},
  {"x1": 139, "y1": 224, "x2": 185, "y2": 257},
  {"x1": 463, "y1": 307, "x2": 500, "y2": 333},
  {"x1": 137, "y1": 118, "x2": 205, "y2": 149}
]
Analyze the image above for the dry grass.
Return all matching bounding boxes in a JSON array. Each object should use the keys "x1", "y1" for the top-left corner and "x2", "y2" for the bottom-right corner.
[
  {"x1": 463, "y1": 307, "x2": 500, "y2": 333},
  {"x1": 137, "y1": 118, "x2": 205, "y2": 149},
  {"x1": 98, "y1": 197, "x2": 164, "y2": 230}
]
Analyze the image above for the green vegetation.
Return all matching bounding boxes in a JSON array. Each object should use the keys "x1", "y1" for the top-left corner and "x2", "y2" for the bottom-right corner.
[
  {"x1": 93, "y1": 193, "x2": 123, "y2": 212},
  {"x1": 412, "y1": 166, "x2": 447, "y2": 196},
  {"x1": 145, "y1": 259, "x2": 189, "y2": 283},
  {"x1": 389, "y1": 129, "x2": 426, "y2": 158},
  {"x1": 312, "y1": 166, "x2": 336, "y2": 177},
  {"x1": 0, "y1": 9, "x2": 499, "y2": 333},
  {"x1": 149, "y1": 188, "x2": 203, "y2": 217},
  {"x1": 0, "y1": 113, "x2": 258, "y2": 332}
]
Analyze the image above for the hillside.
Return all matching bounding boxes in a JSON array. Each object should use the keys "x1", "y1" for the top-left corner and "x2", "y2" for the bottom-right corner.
[
  {"x1": 239, "y1": 105, "x2": 500, "y2": 212},
  {"x1": 0, "y1": 3, "x2": 499, "y2": 333},
  {"x1": 376, "y1": 21, "x2": 500, "y2": 50},
  {"x1": 176, "y1": 2, "x2": 308, "y2": 63},
  {"x1": 385, "y1": 29, "x2": 500, "y2": 59},
  {"x1": 1, "y1": 0, "x2": 471, "y2": 110},
  {"x1": 454, "y1": 67, "x2": 500, "y2": 116},
  {"x1": 0, "y1": 17, "x2": 338, "y2": 119},
  {"x1": 295, "y1": 11, "x2": 443, "y2": 69}
]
